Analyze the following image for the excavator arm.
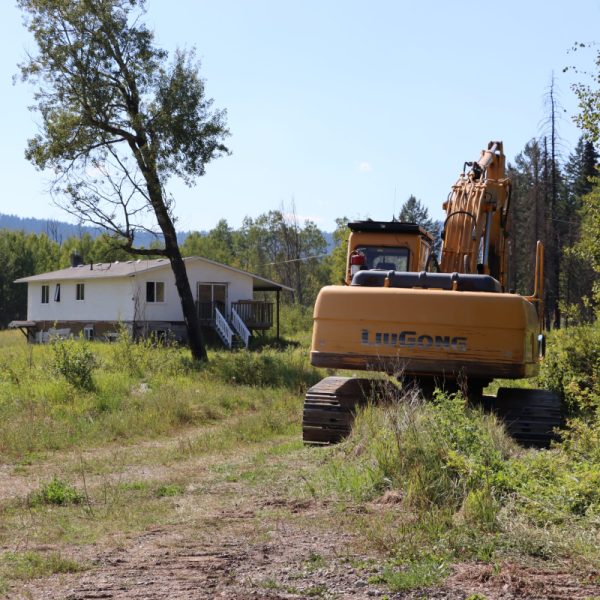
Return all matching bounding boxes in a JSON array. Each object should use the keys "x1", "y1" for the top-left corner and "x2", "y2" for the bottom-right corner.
[{"x1": 439, "y1": 141, "x2": 511, "y2": 289}]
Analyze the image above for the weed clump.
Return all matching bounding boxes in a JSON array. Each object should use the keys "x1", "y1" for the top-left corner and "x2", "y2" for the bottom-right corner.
[
  {"x1": 370, "y1": 556, "x2": 450, "y2": 592},
  {"x1": 29, "y1": 477, "x2": 83, "y2": 507},
  {"x1": 207, "y1": 346, "x2": 321, "y2": 392},
  {"x1": 108, "y1": 326, "x2": 193, "y2": 378},
  {"x1": 507, "y1": 425, "x2": 600, "y2": 523},
  {"x1": 326, "y1": 391, "x2": 510, "y2": 512},
  {"x1": 155, "y1": 484, "x2": 184, "y2": 497},
  {"x1": 0, "y1": 550, "x2": 85, "y2": 581}
]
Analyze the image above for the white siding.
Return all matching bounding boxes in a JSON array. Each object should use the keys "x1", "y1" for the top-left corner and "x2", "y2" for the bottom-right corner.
[
  {"x1": 188, "y1": 260, "x2": 253, "y2": 306},
  {"x1": 133, "y1": 260, "x2": 254, "y2": 321},
  {"x1": 27, "y1": 278, "x2": 135, "y2": 322},
  {"x1": 24, "y1": 258, "x2": 256, "y2": 324},
  {"x1": 133, "y1": 269, "x2": 182, "y2": 322}
]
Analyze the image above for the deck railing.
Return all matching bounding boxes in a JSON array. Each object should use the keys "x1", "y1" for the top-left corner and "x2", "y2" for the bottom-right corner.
[
  {"x1": 196, "y1": 300, "x2": 274, "y2": 331},
  {"x1": 214, "y1": 307, "x2": 233, "y2": 349},
  {"x1": 231, "y1": 301, "x2": 273, "y2": 330},
  {"x1": 196, "y1": 301, "x2": 214, "y2": 324},
  {"x1": 196, "y1": 301, "x2": 227, "y2": 324}
]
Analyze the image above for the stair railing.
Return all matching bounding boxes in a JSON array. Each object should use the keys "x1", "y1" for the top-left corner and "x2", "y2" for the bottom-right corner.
[
  {"x1": 214, "y1": 307, "x2": 233, "y2": 349},
  {"x1": 231, "y1": 307, "x2": 251, "y2": 348}
]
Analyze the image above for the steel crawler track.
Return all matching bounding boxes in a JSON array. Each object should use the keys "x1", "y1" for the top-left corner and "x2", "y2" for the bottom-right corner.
[
  {"x1": 477, "y1": 387, "x2": 563, "y2": 447},
  {"x1": 303, "y1": 377, "x2": 563, "y2": 448},
  {"x1": 302, "y1": 377, "x2": 388, "y2": 445}
]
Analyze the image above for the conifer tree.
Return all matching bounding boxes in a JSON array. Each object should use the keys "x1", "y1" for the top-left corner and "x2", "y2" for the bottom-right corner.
[
  {"x1": 507, "y1": 140, "x2": 544, "y2": 296},
  {"x1": 398, "y1": 195, "x2": 441, "y2": 256},
  {"x1": 561, "y1": 137, "x2": 599, "y2": 321}
]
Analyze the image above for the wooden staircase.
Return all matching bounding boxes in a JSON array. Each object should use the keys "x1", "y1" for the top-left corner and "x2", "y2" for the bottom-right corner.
[{"x1": 213, "y1": 307, "x2": 251, "y2": 350}]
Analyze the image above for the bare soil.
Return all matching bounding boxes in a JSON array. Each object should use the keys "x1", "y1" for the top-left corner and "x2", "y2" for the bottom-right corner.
[
  {"x1": 2, "y1": 429, "x2": 600, "y2": 600},
  {"x1": 11, "y1": 511, "x2": 600, "y2": 600}
]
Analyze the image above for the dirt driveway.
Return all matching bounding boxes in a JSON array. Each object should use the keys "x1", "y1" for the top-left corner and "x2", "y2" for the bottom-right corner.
[{"x1": 2, "y1": 428, "x2": 600, "y2": 600}]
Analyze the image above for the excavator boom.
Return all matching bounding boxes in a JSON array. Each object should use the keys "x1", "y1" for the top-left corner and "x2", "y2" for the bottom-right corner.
[{"x1": 440, "y1": 141, "x2": 511, "y2": 286}]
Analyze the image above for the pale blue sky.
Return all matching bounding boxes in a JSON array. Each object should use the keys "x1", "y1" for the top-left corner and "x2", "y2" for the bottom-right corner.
[{"x1": 1, "y1": 0, "x2": 599, "y2": 232}]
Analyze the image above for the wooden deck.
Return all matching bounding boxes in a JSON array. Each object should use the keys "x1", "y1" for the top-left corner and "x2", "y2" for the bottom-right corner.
[
  {"x1": 195, "y1": 300, "x2": 274, "y2": 331},
  {"x1": 232, "y1": 301, "x2": 273, "y2": 330}
]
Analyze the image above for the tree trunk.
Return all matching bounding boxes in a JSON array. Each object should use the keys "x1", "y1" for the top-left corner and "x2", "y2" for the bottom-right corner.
[
  {"x1": 167, "y1": 249, "x2": 208, "y2": 362},
  {"x1": 549, "y1": 82, "x2": 561, "y2": 328},
  {"x1": 144, "y1": 171, "x2": 208, "y2": 362}
]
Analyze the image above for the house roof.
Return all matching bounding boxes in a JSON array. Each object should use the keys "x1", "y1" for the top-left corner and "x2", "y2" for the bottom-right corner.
[{"x1": 14, "y1": 256, "x2": 294, "y2": 292}]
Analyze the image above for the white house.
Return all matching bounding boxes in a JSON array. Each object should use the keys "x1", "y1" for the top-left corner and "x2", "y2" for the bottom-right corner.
[{"x1": 11, "y1": 256, "x2": 292, "y2": 348}]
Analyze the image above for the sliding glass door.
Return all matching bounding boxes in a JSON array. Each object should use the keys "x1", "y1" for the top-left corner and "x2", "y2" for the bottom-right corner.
[{"x1": 197, "y1": 283, "x2": 228, "y2": 321}]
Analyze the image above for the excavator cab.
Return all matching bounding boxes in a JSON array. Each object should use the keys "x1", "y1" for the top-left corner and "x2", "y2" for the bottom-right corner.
[{"x1": 344, "y1": 221, "x2": 434, "y2": 285}]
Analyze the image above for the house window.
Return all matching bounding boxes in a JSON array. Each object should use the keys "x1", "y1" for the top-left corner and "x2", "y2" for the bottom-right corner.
[
  {"x1": 83, "y1": 326, "x2": 94, "y2": 341},
  {"x1": 146, "y1": 281, "x2": 165, "y2": 303},
  {"x1": 41, "y1": 285, "x2": 49, "y2": 304},
  {"x1": 76, "y1": 283, "x2": 85, "y2": 301},
  {"x1": 54, "y1": 284, "x2": 61, "y2": 302}
]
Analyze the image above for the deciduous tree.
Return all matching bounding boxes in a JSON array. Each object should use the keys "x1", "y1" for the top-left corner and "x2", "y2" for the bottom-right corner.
[
  {"x1": 18, "y1": 0, "x2": 229, "y2": 361},
  {"x1": 181, "y1": 219, "x2": 239, "y2": 266},
  {"x1": 240, "y1": 207, "x2": 328, "y2": 306},
  {"x1": 326, "y1": 217, "x2": 350, "y2": 284},
  {"x1": 569, "y1": 44, "x2": 600, "y2": 314}
]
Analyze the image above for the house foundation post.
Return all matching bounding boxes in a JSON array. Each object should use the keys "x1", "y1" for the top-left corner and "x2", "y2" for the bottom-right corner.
[{"x1": 276, "y1": 289, "x2": 280, "y2": 340}]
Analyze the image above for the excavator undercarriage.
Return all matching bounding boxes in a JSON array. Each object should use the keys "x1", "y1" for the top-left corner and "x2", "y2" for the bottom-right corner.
[{"x1": 302, "y1": 377, "x2": 562, "y2": 448}]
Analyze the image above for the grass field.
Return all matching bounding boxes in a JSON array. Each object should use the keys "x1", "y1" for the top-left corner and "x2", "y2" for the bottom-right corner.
[{"x1": 0, "y1": 327, "x2": 599, "y2": 598}]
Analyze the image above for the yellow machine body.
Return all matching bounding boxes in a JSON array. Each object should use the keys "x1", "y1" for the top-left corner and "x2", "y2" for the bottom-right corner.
[
  {"x1": 311, "y1": 285, "x2": 540, "y2": 380},
  {"x1": 311, "y1": 141, "x2": 544, "y2": 384}
]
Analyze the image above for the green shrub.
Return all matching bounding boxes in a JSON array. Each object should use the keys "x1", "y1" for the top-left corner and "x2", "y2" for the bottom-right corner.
[
  {"x1": 327, "y1": 391, "x2": 510, "y2": 512},
  {"x1": 505, "y1": 414, "x2": 600, "y2": 524},
  {"x1": 559, "y1": 417, "x2": 600, "y2": 464},
  {"x1": 50, "y1": 337, "x2": 96, "y2": 391},
  {"x1": 538, "y1": 323, "x2": 600, "y2": 419},
  {"x1": 506, "y1": 452, "x2": 600, "y2": 524},
  {"x1": 279, "y1": 303, "x2": 314, "y2": 337},
  {"x1": 527, "y1": 322, "x2": 600, "y2": 521}
]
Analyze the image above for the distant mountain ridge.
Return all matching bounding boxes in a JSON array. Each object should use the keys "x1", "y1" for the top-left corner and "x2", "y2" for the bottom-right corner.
[
  {"x1": 0, "y1": 213, "x2": 335, "y2": 251},
  {"x1": 0, "y1": 213, "x2": 190, "y2": 247}
]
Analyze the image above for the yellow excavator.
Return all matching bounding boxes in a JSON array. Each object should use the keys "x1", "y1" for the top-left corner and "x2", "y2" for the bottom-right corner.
[{"x1": 303, "y1": 141, "x2": 561, "y2": 447}]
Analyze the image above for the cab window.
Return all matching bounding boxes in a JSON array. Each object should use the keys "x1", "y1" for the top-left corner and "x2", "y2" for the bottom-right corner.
[
  {"x1": 419, "y1": 240, "x2": 431, "y2": 271},
  {"x1": 355, "y1": 246, "x2": 410, "y2": 272}
]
